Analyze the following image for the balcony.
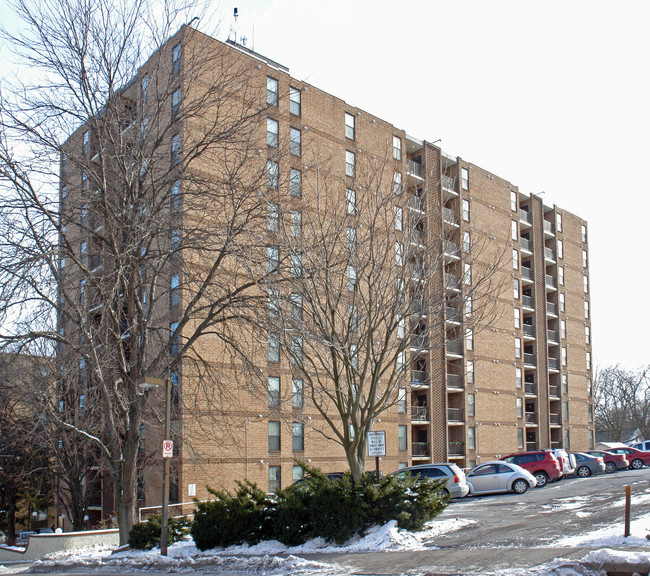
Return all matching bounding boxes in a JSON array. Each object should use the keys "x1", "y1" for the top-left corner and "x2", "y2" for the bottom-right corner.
[
  {"x1": 448, "y1": 441, "x2": 465, "y2": 456},
  {"x1": 520, "y1": 237, "x2": 532, "y2": 253},
  {"x1": 411, "y1": 369, "x2": 428, "y2": 386},
  {"x1": 544, "y1": 247, "x2": 556, "y2": 262},
  {"x1": 445, "y1": 274, "x2": 461, "y2": 292},
  {"x1": 443, "y1": 240, "x2": 460, "y2": 260},
  {"x1": 521, "y1": 267, "x2": 534, "y2": 283},
  {"x1": 525, "y1": 383, "x2": 537, "y2": 395},
  {"x1": 549, "y1": 385, "x2": 560, "y2": 398},
  {"x1": 443, "y1": 207, "x2": 459, "y2": 227},
  {"x1": 543, "y1": 220, "x2": 554, "y2": 237},
  {"x1": 410, "y1": 229, "x2": 425, "y2": 246},
  {"x1": 412, "y1": 442, "x2": 430, "y2": 457},
  {"x1": 448, "y1": 407, "x2": 464, "y2": 422},
  {"x1": 446, "y1": 340, "x2": 463, "y2": 357},
  {"x1": 411, "y1": 406, "x2": 429, "y2": 422},
  {"x1": 545, "y1": 274, "x2": 556, "y2": 291},
  {"x1": 447, "y1": 373, "x2": 464, "y2": 389},
  {"x1": 520, "y1": 209, "x2": 532, "y2": 227},
  {"x1": 89, "y1": 254, "x2": 103, "y2": 272},
  {"x1": 411, "y1": 334, "x2": 428, "y2": 350},
  {"x1": 547, "y1": 302, "x2": 558, "y2": 317},
  {"x1": 547, "y1": 329, "x2": 559, "y2": 343},
  {"x1": 523, "y1": 324, "x2": 535, "y2": 339},
  {"x1": 442, "y1": 175, "x2": 458, "y2": 198},
  {"x1": 522, "y1": 295, "x2": 534, "y2": 310},
  {"x1": 412, "y1": 299, "x2": 426, "y2": 316},
  {"x1": 548, "y1": 357, "x2": 559, "y2": 371},
  {"x1": 409, "y1": 197, "x2": 426, "y2": 213},
  {"x1": 526, "y1": 441, "x2": 538, "y2": 451},
  {"x1": 407, "y1": 159, "x2": 424, "y2": 179},
  {"x1": 445, "y1": 306, "x2": 461, "y2": 324},
  {"x1": 550, "y1": 413, "x2": 561, "y2": 425},
  {"x1": 524, "y1": 352, "x2": 536, "y2": 367},
  {"x1": 525, "y1": 412, "x2": 538, "y2": 424}
]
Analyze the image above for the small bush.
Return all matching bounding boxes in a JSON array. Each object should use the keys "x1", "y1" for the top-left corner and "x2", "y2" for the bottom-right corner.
[{"x1": 128, "y1": 514, "x2": 191, "y2": 550}]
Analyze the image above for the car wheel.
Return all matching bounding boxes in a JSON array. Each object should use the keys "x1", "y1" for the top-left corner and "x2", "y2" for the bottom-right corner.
[
  {"x1": 577, "y1": 466, "x2": 591, "y2": 478},
  {"x1": 534, "y1": 471, "x2": 549, "y2": 487},
  {"x1": 436, "y1": 487, "x2": 450, "y2": 499},
  {"x1": 605, "y1": 462, "x2": 617, "y2": 473},
  {"x1": 512, "y1": 479, "x2": 529, "y2": 494},
  {"x1": 631, "y1": 458, "x2": 644, "y2": 470}
]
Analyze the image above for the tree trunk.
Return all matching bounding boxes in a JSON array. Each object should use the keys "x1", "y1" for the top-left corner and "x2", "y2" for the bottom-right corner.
[
  {"x1": 346, "y1": 446, "x2": 366, "y2": 482},
  {"x1": 113, "y1": 457, "x2": 138, "y2": 545}
]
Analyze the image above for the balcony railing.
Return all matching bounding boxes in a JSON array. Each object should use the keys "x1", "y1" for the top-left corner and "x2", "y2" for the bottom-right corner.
[
  {"x1": 447, "y1": 373, "x2": 463, "y2": 389},
  {"x1": 548, "y1": 357, "x2": 559, "y2": 370},
  {"x1": 446, "y1": 340, "x2": 463, "y2": 356},
  {"x1": 547, "y1": 302, "x2": 557, "y2": 315},
  {"x1": 448, "y1": 441, "x2": 465, "y2": 456},
  {"x1": 411, "y1": 370, "x2": 428, "y2": 386},
  {"x1": 407, "y1": 159, "x2": 424, "y2": 178},
  {"x1": 412, "y1": 300, "x2": 426, "y2": 315},
  {"x1": 524, "y1": 352, "x2": 535, "y2": 366},
  {"x1": 412, "y1": 442, "x2": 430, "y2": 456},
  {"x1": 445, "y1": 274, "x2": 461, "y2": 291},
  {"x1": 549, "y1": 385, "x2": 560, "y2": 397},
  {"x1": 522, "y1": 295, "x2": 534, "y2": 309},
  {"x1": 545, "y1": 274, "x2": 555, "y2": 287},
  {"x1": 443, "y1": 207, "x2": 458, "y2": 225},
  {"x1": 443, "y1": 240, "x2": 460, "y2": 258},
  {"x1": 525, "y1": 383, "x2": 537, "y2": 395},
  {"x1": 410, "y1": 229, "x2": 425, "y2": 245},
  {"x1": 526, "y1": 441, "x2": 538, "y2": 451},
  {"x1": 520, "y1": 237, "x2": 532, "y2": 252},
  {"x1": 522, "y1": 267, "x2": 534, "y2": 281},
  {"x1": 547, "y1": 329, "x2": 558, "y2": 342},
  {"x1": 544, "y1": 247, "x2": 556, "y2": 261},
  {"x1": 523, "y1": 324, "x2": 535, "y2": 338},
  {"x1": 409, "y1": 197, "x2": 426, "y2": 212},
  {"x1": 441, "y1": 174, "x2": 457, "y2": 192},
  {"x1": 411, "y1": 334, "x2": 428, "y2": 349},
  {"x1": 448, "y1": 407, "x2": 464, "y2": 422},
  {"x1": 543, "y1": 220, "x2": 554, "y2": 235},
  {"x1": 525, "y1": 412, "x2": 538, "y2": 424},
  {"x1": 445, "y1": 306, "x2": 461, "y2": 323},
  {"x1": 412, "y1": 406, "x2": 429, "y2": 421},
  {"x1": 550, "y1": 413, "x2": 561, "y2": 424}
]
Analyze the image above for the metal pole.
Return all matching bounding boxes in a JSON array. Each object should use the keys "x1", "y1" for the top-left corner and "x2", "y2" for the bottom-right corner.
[
  {"x1": 624, "y1": 485, "x2": 631, "y2": 537},
  {"x1": 161, "y1": 379, "x2": 171, "y2": 556},
  {"x1": 375, "y1": 456, "x2": 380, "y2": 483}
]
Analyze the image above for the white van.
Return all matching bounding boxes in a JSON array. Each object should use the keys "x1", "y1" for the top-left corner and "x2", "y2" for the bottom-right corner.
[
  {"x1": 630, "y1": 440, "x2": 650, "y2": 451},
  {"x1": 545, "y1": 449, "x2": 576, "y2": 477}
]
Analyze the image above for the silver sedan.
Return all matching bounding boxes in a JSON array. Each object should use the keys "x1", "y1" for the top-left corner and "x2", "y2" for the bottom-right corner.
[{"x1": 466, "y1": 461, "x2": 537, "y2": 495}]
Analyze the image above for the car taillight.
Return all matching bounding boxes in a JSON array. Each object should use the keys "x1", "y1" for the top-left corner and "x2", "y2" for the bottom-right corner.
[
  {"x1": 596, "y1": 458, "x2": 603, "y2": 463},
  {"x1": 453, "y1": 475, "x2": 459, "y2": 483}
]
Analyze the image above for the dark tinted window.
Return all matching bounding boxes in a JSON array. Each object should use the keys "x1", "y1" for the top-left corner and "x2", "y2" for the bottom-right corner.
[
  {"x1": 496, "y1": 464, "x2": 511, "y2": 474},
  {"x1": 413, "y1": 467, "x2": 445, "y2": 478}
]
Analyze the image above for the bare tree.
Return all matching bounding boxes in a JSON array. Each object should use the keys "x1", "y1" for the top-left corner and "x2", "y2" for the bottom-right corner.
[
  {"x1": 594, "y1": 364, "x2": 650, "y2": 442},
  {"x1": 0, "y1": 0, "x2": 275, "y2": 542},
  {"x1": 264, "y1": 148, "x2": 506, "y2": 480}
]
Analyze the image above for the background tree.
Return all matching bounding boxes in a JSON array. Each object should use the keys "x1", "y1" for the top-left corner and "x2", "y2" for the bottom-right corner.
[
  {"x1": 265, "y1": 148, "x2": 506, "y2": 480},
  {"x1": 594, "y1": 364, "x2": 650, "y2": 442},
  {"x1": 0, "y1": 0, "x2": 274, "y2": 542}
]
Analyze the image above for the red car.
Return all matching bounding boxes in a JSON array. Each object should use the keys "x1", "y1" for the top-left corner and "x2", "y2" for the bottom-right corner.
[
  {"x1": 603, "y1": 447, "x2": 650, "y2": 469},
  {"x1": 500, "y1": 451, "x2": 562, "y2": 487},
  {"x1": 584, "y1": 450, "x2": 629, "y2": 473}
]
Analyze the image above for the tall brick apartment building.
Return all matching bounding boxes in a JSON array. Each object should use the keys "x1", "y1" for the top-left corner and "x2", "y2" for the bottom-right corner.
[{"x1": 60, "y1": 26, "x2": 594, "y2": 515}]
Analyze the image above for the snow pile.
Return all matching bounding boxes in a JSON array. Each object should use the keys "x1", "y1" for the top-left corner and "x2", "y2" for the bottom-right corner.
[{"x1": 554, "y1": 510, "x2": 650, "y2": 548}]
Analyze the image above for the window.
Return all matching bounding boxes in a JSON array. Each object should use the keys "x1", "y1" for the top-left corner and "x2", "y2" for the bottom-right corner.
[
  {"x1": 563, "y1": 401, "x2": 569, "y2": 421},
  {"x1": 515, "y1": 337, "x2": 522, "y2": 358},
  {"x1": 587, "y1": 377, "x2": 592, "y2": 396},
  {"x1": 562, "y1": 374, "x2": 568, "y2": 394},
  {"x1": 396, "y1": 315, "x2": 405, "y2": 338},
  {"x1": 556, "y1": 213, "x2": 562, "y2": 232},
  {"x1": 588, "y1": 404, "x2": 594, "y2": 423},
  {"x1": 393, "y1": 171, "x2": 403, "y2": 194},
  {"x1": 268, "y1": 333, "x2": 280, "y2": 362},
  {"x1": 510, "y1": 191, "x2": 517, "y2": 211},
  {"x1": 292, "y1": 465, "x2": 304, "y2": 482},
  {"x1": 290, "y1": 336, "x2": 303, "y2": 362},
  {"x1": 267, "y1": 118, "x2": 279, "y2": 147},
  {"x1": 171, "y1": 228, "x2": 180, "y2": 251},
  {"x1": 171, "y1": 134, "x2": 181, "y2": 164},
  {"x1": 392, "y1": 136, "x2": 402, "y2": 160},
  {"x1": 268, "y1": 289, "x2": 280, "y2": 318},
  {"x1": 292, "y1": 378, "x2": 303, "y2": 408},
  {"x1": 464, "y1": 263, "x2": 472, "y2": 286},
  {"x1": 170, "y1": 274, "x2": 180, "y2": 307},
  {"x1": 290, "y1": 87, "x2": 301, "y2": 116},
  {"x1": 172, "y1": 88, "x2": 181, "y2": 118},
  {"x1": 345, "y1": 112, "x2": 355, "y2": 139},
  {"x1": 465, "y1": 296, "x2": 472, "y2": 318},
  {"x1": 290, "y1": 210, "x2": 302, "y2": 238},
  {"x1": 267, "y1": 246, "x2": 279, "y2": 273},
  {"x1": 80, "y1": 241, "x2": 87, "y2": 265},
  {"x1": 586, "y1": 351, "x2": 591, "y2": 370},
  {"x1": 394, "y1": 206, "x2": 403, "y2": 231},
  {"x1": 559, "y1": 293, "x2": 565, "y2": 312},
  {"x1": 170, "y1": 321, "x2": 179, "y2": 354},
  {"x1": 561, "y1": 346, "x2": 567, "y2": 366},
  {"x1": 262, "y1": 202, "x2": 279, "y2": 233},
  {"x1": 171, "y1": 180, "x2": 181, "y2": 209},
  {"x1": 266, "y1": 76, "x2": 278, "y2": 106},
  {"x1": 461, "y1": 167, "x2": 469, "y2": 190},
  {"x1": 398, "y1": 425, "x2": 407, "y2": 450},
  {"x1": 581, "y1": 224, "x2": 587, "y2": 243},
  {"x1": 467, "y1": 360, "x2": 475, "y2": 384},
  {"x1": 584, "y1": 301, "x2": 589, "y2": 319},
  {"x1": 512, "y1": 249, "x2": 519, "y2": 270},
  {"x1": 511, "y1": 221, "x2": 518, "y2": 241},
  {"x1": 347, "y1": 264, "x2": 356, "y2": 291},
  {"x1": 557, "y1": 239, "x2": 564, "y2": 259},
  {"x1": 462, "y1": 199, "x2": 470, "y2": 221},
  {"x1": 290, "y1": 293, "x2": 303, "y2": 322},
  {"x1": 141, "y1": 75, "x2": 149, "y2": 103},
  {"x1": 468, "y1": 393, "x2": 475, "y2": 417},
  {"x1": 559, "y1": 266, "x2": 564, "y2": 286},
  {"x1": 397, "y1": 388, "x2": 406, "y2": 413},
  {"x1": 266, "y1": 159, "x2": 279, "y2": 189},
  {"x1": 513, "y1": 278, "x2": 520, "y2": 299},
  {"x1": 345, "y1": 150, "x2": 355, "y2": 177},
  {"x1": 268, "y1": 422, "x2": 281, "y2": 450},
  {"x1": 268, "y1": 465, "x2": 281, "y2": 492},
  {"x1": 395, "y1": 241, "x2": 404, "y2": 267},
  {"x1": 347, "y1": 226, "x2": 357, "y2": 255},
  {"x1": 465, "y1": 328, "x2": 474, "y2": 351},
  {"x1": 516, "y1": 397, "x2": 523, "y2": 418},
  {"x1": 82, "y1": 130, "x2": 89, "y2": 155},
  {"x1": 172, "y1": 44, "x2": 181, "y2": 75},
  {"x1": 291, "y1": 422, "x2": 304, "y2": 451},
  {"x1": 290, "y1": 127, "x2": 301, "y2": 156},
  {"x1": 468, "y1": 427, "x2": 476, "y2": 450},
  {"x1": 397, "y1": 350, "x2": 406, "y2": 372},
  {"x1": 290, "y1": 252, "x2": 303, "y2": 277},
  {"x1": 582, "y1": 250, "x2": 588, "y2": 268},
  {"x1": 346, "y1": 188, "x2": 356, "y2": 214},
  {"x1": 268, "y1": 376, "x2": 281, "y2": 407},
  {"x1": 516, "y1": 367, "x2": 522, "y2": 388},
  {"x1": 463, "y1": 231, "x2": 471, "y2": 254},
  {"x1": 514, "y1": 308, "x2": 521, "y2": 329},
  {"x1": 585, "y1": 326, "x2": 590, "y2": 344},
  {"x1": 588, "y1": 430, "x2": 594, "y2": 449},
  {"x1": 560, "y1": 319, "x2": 566, "y2": 339},
  {"x1": 583, "y1": 275, "x2": 589, "y2": 293},
  {"x1": 290, "y1": 169, "x2": 302, "y2": 197},
  {"x1": 564, "y1": 429, "x2": 571, "y2": 450}
]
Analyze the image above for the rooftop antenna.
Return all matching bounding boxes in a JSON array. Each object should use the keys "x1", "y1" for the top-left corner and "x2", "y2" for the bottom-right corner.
[{"x1": 229, "y1": 7, "x2": 239, "y2": 44}]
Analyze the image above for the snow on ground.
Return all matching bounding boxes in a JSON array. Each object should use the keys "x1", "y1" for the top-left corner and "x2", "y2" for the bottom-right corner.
[{"x1": 554, "y1": 509, "x2": 650, "y2": 548}]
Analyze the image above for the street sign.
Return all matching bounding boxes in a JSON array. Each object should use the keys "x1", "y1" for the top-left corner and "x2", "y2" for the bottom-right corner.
[
  {"x1": 162, "y1": 440, "x2": 174, "y2": 458},
  {"x1": 367, "y1": 431, "x2": 386, "y2": 457}
]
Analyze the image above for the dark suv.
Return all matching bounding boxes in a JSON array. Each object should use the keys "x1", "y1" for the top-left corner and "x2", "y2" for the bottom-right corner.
[{"x1": 499, "y1": 451, "x2": 562, "y2": 487}]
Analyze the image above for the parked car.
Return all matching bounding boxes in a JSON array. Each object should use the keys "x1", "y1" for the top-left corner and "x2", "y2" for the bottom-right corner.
[
  {"x1": 499, "y1": 451, "x2": 562, "y2": 487},
  {"x1": 630, "y1": 440, "x2": 650, "y2": 451},
  {"x1": 15, "y1": 531, "x2": 36, "y2": 546},
  {"x1": 545, "y1": 449, "x2": 576, "y2": 477},
  {"x1": 584, "y1": 450, "x2": 629, "y2": 473},
  {"x1": 466, "y1": 461, "x2": 536, "y2": 495},
  {"x1": 392, "y1": 463, "x2": 469, "y2": 498},
  {"x1": 0, "y1": 530, "x2": 6, "y2": 544},
  {"x1": 604, "y1": 446, "x2": 650, "y2": 469},
  {"x1": 570, "y1": 452, "x2": 606, "y2": 477}
]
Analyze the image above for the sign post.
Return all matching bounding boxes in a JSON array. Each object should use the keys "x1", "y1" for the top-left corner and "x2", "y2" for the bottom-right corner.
[{"x1": 367, "y1": 431, "x2": 386, "y2": 483}]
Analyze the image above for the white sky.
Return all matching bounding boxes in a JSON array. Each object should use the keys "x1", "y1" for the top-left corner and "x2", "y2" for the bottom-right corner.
[{"x1": 1, "y1": 0, "x2": 648, "y2": 370}]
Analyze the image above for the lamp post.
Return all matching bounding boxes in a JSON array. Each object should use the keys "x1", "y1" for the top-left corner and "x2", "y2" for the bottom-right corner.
[
  {"x1": 31, "y1": 510, "x2": 37, "y2": 531},
  {"x1": 138, "y1": 377, "x2": 170, "y2": 556}
]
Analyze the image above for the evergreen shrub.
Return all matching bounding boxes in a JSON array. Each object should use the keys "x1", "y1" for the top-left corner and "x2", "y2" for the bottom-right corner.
[{"x1": 128, "y1": 514, "x2": 191, "y2": 550}]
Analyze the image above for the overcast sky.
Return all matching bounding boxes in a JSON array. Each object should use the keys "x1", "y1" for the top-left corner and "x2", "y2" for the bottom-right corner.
[{"x1": 1, "y1": 0, "x2": 647, "y2": 370}]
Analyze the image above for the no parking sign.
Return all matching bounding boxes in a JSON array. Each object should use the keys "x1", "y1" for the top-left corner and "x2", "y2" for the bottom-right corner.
[{"x1": 162, "y1": 440, "x2": 174, "y2": 458}]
